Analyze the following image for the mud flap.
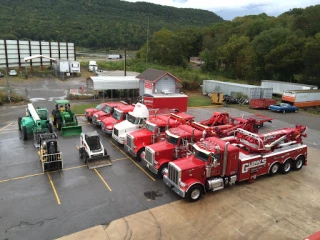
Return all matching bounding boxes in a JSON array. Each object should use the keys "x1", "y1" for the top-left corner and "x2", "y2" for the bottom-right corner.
[
  {"x1": 87, "y1": 154, "x2": 112, "y2": 169},
  {"x1": 61, "y1": 125, "x2": 82, "y2": 137}
]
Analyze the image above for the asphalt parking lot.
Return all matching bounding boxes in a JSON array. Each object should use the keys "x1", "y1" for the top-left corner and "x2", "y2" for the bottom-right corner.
[{"x1": 0, "y1": 107, "x2": 320, "y2": 240}]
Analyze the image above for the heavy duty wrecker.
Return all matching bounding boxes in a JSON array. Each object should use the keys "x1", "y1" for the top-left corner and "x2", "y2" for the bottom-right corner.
[
  {"x1": 163, "y1": 125, "x2": 308, "y2": 202},
  {"x1": 141, "y1": 116, "x2": 262, "y2": 177},
  {"x1": 124, "y1": 113, "x2": 194, "y2": 161},
  {"x1": 18, "y1": 103, "x2": 53, "y2": 147},
  {"x1": 38, "y1": 133, "x2": 63, "y2": 172},
  {"x1": 51, "y1": 100, "x2": 82, "y2": 136},
  {"x1": 79, "y1": 132, "x2": 112, "y2": 169}
]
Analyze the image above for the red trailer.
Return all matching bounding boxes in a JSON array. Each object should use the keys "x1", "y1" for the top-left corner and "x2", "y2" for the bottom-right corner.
[
  {"x1": 143, "y1": 94, "x2": 188, "y2": 113},
  {"x1": 250, "y1": 98, "x2": 276, "y2": 109}
]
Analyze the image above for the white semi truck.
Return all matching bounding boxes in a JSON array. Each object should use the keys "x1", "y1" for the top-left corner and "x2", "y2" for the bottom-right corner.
[
  {"x1": 112, "y1": 103, "x2": 149, "y2": 144},
  {"x1": 89, "y1": 61, "x2": 98, "y2": 72}
]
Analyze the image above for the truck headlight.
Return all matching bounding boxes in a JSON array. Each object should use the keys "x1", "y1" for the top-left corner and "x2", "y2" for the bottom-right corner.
[
  {"x1": 179, "y1": 181, "x2": 187, "y2": 188},
  {"x1": 107, "y1": 125, "x2": 113, "y2": 129},
  {"x1": 153, "y1": 160, "x2": 158, "y2": 165},
  {"x1": 163, "y1": 168, "x2": 168, "y2": 175}
]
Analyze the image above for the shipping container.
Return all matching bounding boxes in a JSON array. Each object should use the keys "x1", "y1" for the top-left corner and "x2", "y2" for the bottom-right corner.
[
  {"x1": 250, "y1": 98, "x2": 276, "y2": 109},
  {"x1": 143, "y1": 93, "x2": 188, "y2": 113},
  {"x1": 260, "y1": 87, "x2": 273, "y2": 99},
  {"x1": 203, "y1": 80, "x2": 263, "y2": 100},
  {"x1": 282, "y1": 90, "x2": 320, "y2": 107},
  {"x1": 261, "y1": 80, "x2": 318, "y2": 95}
]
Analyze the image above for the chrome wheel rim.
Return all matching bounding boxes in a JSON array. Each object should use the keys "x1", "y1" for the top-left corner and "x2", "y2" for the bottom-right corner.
[
  {"x1": 272, "y1": 164, "x2": 279, "y2": 173},
  {"x1": 161, "y1": 167, "x2": 168, "y2": 176},
  {"x1": 284, "y1": 162, "x2": 291, "y2": 172},
  {"x1": 296, "y1": 160, "x2": 303, "y2": 169},
  {"x1": 191, "y1": 189, "x2": 200, "y2": 200}
]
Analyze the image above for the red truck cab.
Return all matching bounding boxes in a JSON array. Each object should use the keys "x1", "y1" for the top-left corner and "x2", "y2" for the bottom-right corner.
[
  {"x1": 141, "y1": 124, "x2": 205, "y2": 176},
  {"x1": 163, "y1": 126, "x2": 308, "y2": 202},
  {"x1": 84, "y1": 103, "x2": 109, "y2": 122},
  {"x1": 125, "y1": 113, "x2": 194, "y2": 161},
  {"x1": 101, "y1": 104, "x2": 135, "y2": 134},
  {"x1": 92, "y1": 102, "x2": 126, "y2": 126}
]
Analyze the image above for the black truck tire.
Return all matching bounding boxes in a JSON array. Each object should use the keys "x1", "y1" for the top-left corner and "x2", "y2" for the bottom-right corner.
[
  {"x1": 18, "y1": 117, "x2": 22, "y2": 131},
  {"x1": 281, "y1": 160, "x2": 292, "y2": 174},
  {"x1": 22, "y1": 126, "x2": 28, "y2": 140},
  {"x1": 186, "y1": 184, "x2": 203, "y2": 202},
  {"x1": 137, "y1": 147, "x2": 145, "y2": 162},
  {"x1": 157, "y1": 163, "x2": 168, "y2": 178},
  {"x1": 79, "y1": 147, "x2": 84, "y2": 159}
]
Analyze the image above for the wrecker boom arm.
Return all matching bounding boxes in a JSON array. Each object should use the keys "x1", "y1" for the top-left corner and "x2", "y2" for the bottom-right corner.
[{"x1": 235, "y1": 125, "x2": 307, "y2": 152}]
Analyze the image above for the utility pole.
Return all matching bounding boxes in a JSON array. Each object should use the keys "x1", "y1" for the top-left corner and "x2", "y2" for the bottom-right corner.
[
  {"x1": 146, "y1": 17, "x2": 149, "y2": 68},
  {"x1": 124, "y1": 48, "x2": 127, "y2": 76}
]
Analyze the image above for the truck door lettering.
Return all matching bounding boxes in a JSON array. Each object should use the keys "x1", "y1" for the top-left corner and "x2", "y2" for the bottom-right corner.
[{"x1": 242, "y1": 159, "x2": 266, "y2": 173}]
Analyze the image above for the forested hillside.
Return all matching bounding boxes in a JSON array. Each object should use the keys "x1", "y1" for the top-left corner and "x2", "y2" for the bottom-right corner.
[
  {"x1": 137, "y1": 5, "x2": 320, "y2": 85},
  {"x1": 0, "y1": 0, "x2": 223, "y2": 49}
]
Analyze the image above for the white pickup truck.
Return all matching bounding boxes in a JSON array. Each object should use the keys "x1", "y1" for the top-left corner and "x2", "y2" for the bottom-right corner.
[{"x1": 112, "y1": 103, "x2": 149, "y2": 144}]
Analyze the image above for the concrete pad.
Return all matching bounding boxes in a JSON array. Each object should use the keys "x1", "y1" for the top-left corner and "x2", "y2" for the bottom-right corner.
[
  {"x1": 59, "y1": 225, "x2": 109, "y2": 240},
  {"x1": 60, "y1": 147, "x2": 320, "y2": 240}
]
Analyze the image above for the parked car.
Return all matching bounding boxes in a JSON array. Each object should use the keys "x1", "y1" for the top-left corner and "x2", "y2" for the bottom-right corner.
[
  {"x1": 269, "y1": 103, "x2": 298, "y2": 113},
  {"x1": 0, "y1": 72, "x2": 4, "y2": 77},
  {"x1": 9, "y1": 70, "x2": 17, "y2": 76}
]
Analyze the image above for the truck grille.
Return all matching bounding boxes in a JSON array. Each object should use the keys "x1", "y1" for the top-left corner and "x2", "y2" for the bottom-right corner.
[
  {"x1": 92, "y1": 115, "x2": 97, "y2": 122},
  {"x1": 127, "y1": 134, "x2": 134, "y2": 149},
  {"x1": 101, "y1": 122, "x2": 105, "y2": 129},
  {"x1": 168, "y1": 163, "x2": 180, "y2": 186},
  {"x1": 145, "y1": 147, "x2": 154, "y2": 164},
  {"x1": 114, "y1": 128, "x2": 119, "y2": 136}
]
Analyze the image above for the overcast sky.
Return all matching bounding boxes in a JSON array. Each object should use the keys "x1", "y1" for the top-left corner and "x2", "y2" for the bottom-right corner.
[{"x1": 123, "y1": 0, "x2": 319, "y2": 20}]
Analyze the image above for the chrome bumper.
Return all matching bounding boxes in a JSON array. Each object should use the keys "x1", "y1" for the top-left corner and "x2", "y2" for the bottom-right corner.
[
  {"x1": 112, "y1": 134, "x2": 124, "y2": 144},
  {"x1": 141, "y1": 158, "x2": 158, "y2": 175},
  {"x1": 93, "y1": 120, "x2": 101, "y2": 126},
  {"x1": 102, "y1": 128, "x2": 112, "y2": 134},
  {"x1": 163, "y1": 175, "x2": 185, "y2": 198},
  {"x1": 124, "y1": 145, "x2": 137, "y2": 157}
]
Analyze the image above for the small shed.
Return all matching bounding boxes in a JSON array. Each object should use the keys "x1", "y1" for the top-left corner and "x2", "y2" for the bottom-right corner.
[{"x1": 136, "y1": 68, "x2": 182, "y2": 96}]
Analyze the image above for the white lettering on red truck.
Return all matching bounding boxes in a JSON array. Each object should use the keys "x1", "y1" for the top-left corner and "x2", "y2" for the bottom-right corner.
[{"x1": 242, "y1": 159, "x2": 267, "y2": 173}]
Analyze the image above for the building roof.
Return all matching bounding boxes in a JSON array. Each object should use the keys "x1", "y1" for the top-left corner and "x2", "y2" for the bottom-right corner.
[
  {"x1": 87, "y1": 76, "x2": 139, "y2": 90},
  {"x1": 136, "y1": 68, "x2": 181, "y2": 82}
]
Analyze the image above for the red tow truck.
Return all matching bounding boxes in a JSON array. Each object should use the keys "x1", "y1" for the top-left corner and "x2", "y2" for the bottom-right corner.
[
  {"x1": 141, "y1": 116, "x2": 261, "y2": 177},
  {"x1": 84, "y1": 103, "x2": 109, "y2": 122},
  {"x1": 124, "y1": 113, "x2": 194, "y2": 161},
  {"x1": 163, "y1": 125, "x2": 307, "y2": 202},
  {"x1": 101, "y1": 104, "x2": 135, "y2": 134},
  {"x1": 92, "y1": 102, "x2": 127, "y2": 126}
]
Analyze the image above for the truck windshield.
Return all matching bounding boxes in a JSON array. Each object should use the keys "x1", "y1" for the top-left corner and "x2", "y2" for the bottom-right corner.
[
  {"x1": 127, "y1": 113, "x2": 140, "y2": 124},
  {"x1": 103, "y1": 106, "x2": 112, "y2": 114},
  {"x1": 193, "y1": 149, "x2": 209, "y2": 162},
  {"x1": 145, "y1": 122, "x2": 156, "y2": 132},
  {"x1": 96, "y1": 104, "x2": 104, "y2": 110},
  {"x1": 166, "y1": 134, "x2": 179, "y2": 145},
  {"x1": 112, "y1": 109, "x2": 123, "y2": 120}
]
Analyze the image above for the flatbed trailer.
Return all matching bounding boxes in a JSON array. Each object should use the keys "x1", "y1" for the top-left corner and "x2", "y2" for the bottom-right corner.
[{"x1": 232, "y1": 114, "x2": 273, "y2": 128}]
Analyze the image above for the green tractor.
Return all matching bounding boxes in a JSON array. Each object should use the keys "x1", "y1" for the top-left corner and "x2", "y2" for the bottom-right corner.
[
  {"x1": 18, "y1": 103, "x2": 53, "y2": 147},
  {"x1": 51, "y1": 100, "x2": 82, "y2": 136}
]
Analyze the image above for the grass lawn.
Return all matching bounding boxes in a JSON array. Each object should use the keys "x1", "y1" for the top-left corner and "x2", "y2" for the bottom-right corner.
[
  {"x1": 71, "y1": 103, "x2": 98, "y2": 114},
  {"x1": 187, "y1": 95, "x2": 212, "y2": 107}
]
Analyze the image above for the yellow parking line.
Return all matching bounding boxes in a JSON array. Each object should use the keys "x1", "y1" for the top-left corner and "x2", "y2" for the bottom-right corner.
[
  {"x1": 47, "y1": 173, "x2": 61, "y2": 205},
  {"x1": 109, "y1": 141, "x2": 156, "y2": 182},
  {"x1": 76, "y1": 146, "x2": 79, "y2": 149},
  {"x1": 94, "y1": 169, "x2": 112, "y2": 191},
  {"x1": 0, "y1": 122, "x2": 13, "y2": 131},
  {"x1": 0, "y1": 172, "x2": 45, "y2": 183},
  {"x1": 112, "y1": 157, "x2": 128, "y2": 162}
]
